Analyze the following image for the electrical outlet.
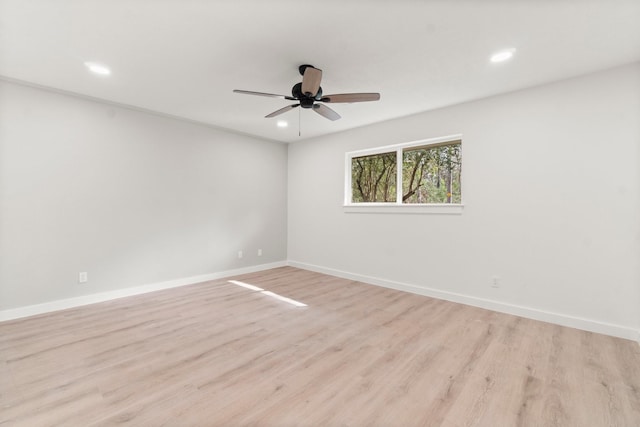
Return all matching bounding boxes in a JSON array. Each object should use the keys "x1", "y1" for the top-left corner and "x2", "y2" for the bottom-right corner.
[
  {"x1": 238, "y1": 250, "x2": 243, "y2": 259},
  {"x1": 491, "y1": 275, "x2": 500, "y2": 288},
  {"x1": 79, "y1": 272, "x2": 88, "y2": 284},
  {"x1": 258, "y1": 249, "x2": 262, "y2": 256}
]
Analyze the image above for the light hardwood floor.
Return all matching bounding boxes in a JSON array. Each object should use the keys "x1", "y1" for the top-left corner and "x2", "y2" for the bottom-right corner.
[{"x1": 1, "y1": 267, "x2": 639, "y2": 426}]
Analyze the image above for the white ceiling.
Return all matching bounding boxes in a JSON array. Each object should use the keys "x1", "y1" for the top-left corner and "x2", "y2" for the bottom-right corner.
[{"x1": 1, "y1": 0, "x2": 639, "y2": 143}]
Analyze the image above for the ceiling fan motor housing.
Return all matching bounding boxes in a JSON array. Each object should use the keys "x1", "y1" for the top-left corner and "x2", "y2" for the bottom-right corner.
[{"x1": 292, "y1": 82, "x2": 323, "y2": 107}]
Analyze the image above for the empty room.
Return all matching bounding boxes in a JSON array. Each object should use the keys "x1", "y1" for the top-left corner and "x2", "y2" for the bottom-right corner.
[{"x1": 1, "y1": 1, "x2": 639, "y2": 426}]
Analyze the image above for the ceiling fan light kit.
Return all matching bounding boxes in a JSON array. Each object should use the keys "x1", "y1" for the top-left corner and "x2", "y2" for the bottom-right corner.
[{"x1": 233, "y1": 64, "x2": 380, "y2": 122}]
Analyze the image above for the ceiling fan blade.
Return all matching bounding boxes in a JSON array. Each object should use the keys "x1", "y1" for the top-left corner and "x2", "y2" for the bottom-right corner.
[
  {"x1": 313, "y1": 104, "x2": 341, "y2": 121},
  {"x1": 265, "y1": 104, "x2": 299, "y2": 118},
  {"x1": 233, "y1": 89, "x2": 296, "y2": 100},
  {"x1": 321, "y1": 93, "x2": 380, "y2": 103},
  {"x1": 301, "y1": 67, "x2": 322, "y2": 96}
]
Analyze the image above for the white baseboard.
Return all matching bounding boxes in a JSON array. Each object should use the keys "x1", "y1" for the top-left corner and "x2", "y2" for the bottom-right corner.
[
  {"x1": 3, "y1": 259, "x2": 638, "y2": 343},
  {"x1": 0, "y1": 261, "x2": 287, "y2": 322},
  {"x1": 288, "y1": 260, "x2": 639, "y2": 342}
]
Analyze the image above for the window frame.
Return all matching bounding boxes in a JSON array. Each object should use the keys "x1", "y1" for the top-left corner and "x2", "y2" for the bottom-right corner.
[{"x1": 344, "y1": 134, "x2": 464, "y2": 214}]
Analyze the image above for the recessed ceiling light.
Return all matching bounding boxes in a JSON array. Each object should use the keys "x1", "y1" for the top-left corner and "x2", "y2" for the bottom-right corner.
[
  {"x1": 84, "y1": 62, "x2": 111, "y2": 76},
  {"x1": 277, "y1": 120, "x2": 288, "y2": 128},
  {"x1": 490, "y1": 49, "x2": 516, "y2": 63}
]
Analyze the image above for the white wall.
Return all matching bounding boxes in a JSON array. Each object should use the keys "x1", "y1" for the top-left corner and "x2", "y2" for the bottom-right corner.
[
  {"x1": 288, "y1": 63, "x2": 640, "y2": 339},
  {"x1": 0, "y1": 81, "x2": 288, "y2": 310}
]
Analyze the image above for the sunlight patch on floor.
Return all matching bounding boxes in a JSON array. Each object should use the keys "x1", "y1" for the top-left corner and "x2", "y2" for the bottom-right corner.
[{"x1": 228, "y1": 280, "x2": 307, "y2": 307}]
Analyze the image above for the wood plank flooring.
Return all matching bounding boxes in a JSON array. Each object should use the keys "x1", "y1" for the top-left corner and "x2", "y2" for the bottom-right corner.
[{"x1": 1, "y1": 266, "x2": 639, "y2": 426}]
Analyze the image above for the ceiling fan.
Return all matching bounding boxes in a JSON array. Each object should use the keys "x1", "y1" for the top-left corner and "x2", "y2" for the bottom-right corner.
[{"x1": 233, "y1": 64, "x2": 380, "y2": 121}]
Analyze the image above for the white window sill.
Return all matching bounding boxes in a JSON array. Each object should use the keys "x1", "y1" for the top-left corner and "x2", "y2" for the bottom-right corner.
[{"x1": 343, "y1": 203, "x2": 464, "y2": 215}]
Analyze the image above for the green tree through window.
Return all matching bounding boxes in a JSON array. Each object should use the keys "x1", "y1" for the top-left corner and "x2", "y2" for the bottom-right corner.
[
  {"x1": 402, "y1": 143, "x2": 461, "y2": 204},
  {"x1": 351, "y1": 152, "x2": 397, "y2": 202}
]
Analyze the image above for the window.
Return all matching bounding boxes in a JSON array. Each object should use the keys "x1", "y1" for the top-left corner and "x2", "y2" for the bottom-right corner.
[
  {"x1": 345, "y1": 135, "x2": 463, "y2": 213},
  {"x1": 351, "y1": 151, "x2": 397, "y2": 202}
]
